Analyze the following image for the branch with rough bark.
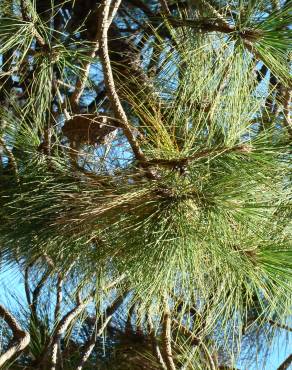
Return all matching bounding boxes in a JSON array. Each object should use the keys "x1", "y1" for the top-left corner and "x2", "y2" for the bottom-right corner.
[
  {"x1": 162, "y1": 298, "x2": 176, "y2": 370},
  {"x1": 48, "y1": 294, "x2": 93, "y2": 370},
  {"x1": 0, "y1": 304, "x2": 30, "y2": 368},
  {"x1": 97, "y1": 0, "x2": 146, "y2": 162},
  {"x1": 54, "y1": 273, "x2": 63, "y2": 322}
]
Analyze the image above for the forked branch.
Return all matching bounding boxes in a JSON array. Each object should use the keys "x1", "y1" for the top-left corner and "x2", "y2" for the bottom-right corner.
[
  {"x1": 0, "y1": 305, "x2": 30, "y2": 368},
  {"x1": 49, "y1": 294, "x2": 93, "y2": 370}
]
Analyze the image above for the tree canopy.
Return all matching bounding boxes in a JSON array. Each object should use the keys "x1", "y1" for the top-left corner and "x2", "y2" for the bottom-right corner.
[{"x1": 0, "y1": 0, "x2": 291, "y2": 369}]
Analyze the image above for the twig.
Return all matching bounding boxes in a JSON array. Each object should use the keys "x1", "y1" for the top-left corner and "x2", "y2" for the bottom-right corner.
[
  {"x1": 70, "y1": 44, "x2": 100, "y2": 111},
  {"x1": 165, "y1": 17, "x2": 236, "y2": 35},
  {"x1": 147, "y1": 314, "x2": 167, "y2": 370},
  {"x1": 198, "y1": 0, "x2": 228, "y2": 24},
  {"x1": 20, "y1": 0, "x2": 30, "y2": 21},
  {"x1": 43, "y1": 253, "x2": 55, "y2": 268},
  {"x1": 54, "y1": 273, "x2": 63, "y2": 322},
  {"x1": 282, "y1": 88, "x2": 292, "y2": 137},
  {"x1": 97, "y1": 0, "x2": 146, "y2": 162},
  {"x1": 20, "y1": 0, "x2": 48, "y2": 47},
  {"x1": 0, "y1": 137, "x2": 19, "y2": 182},
  {"x1": 125, "y1": 303, "x2": 136, "y2": 334},
  {"x1": 49, "y1": 295, "x2": 93, "y2": 370},
  {"x1": 102, "y1": 273, "x2": 126, "y2": 291},
  {"x1": 105, "y1": 293, "x2": 128, "y2": 317},
  {"x1": 199, "y1": 341, "x2": 216, "y2": 370},
  {"x1": 141, "y1": 144, "x2": 253, "y2": 169},
  {"x1": 24, "y1": 262, "x2": 33, "y2": 307},
  {"x1": 31, "y1": 266, "x2": 53, "y2": 318},
  {"x1": 271, "y1": 0, "x2": 281, "y2": 11},
  {"x1": 172, "y1": 319, "x2": 216, "y2": 370},
  {"x1": 85, "y1": 292, "x2": 129, "y2": 327},
  {"x1": 0, "y1": 305, "x2": 30, "y2": 367},
  {"x1": 108, "y1": 0, "x2": 123, "y2": 25},
  {"x1": 56, "y1": 79, "x2": 75, "y2": 90},
  {"x1": 76, "y1": 315, "x2": 112, "y2": 370},
  {"x1": 269, "y1": 319, "x2": 292, "y2": 332},
  {"x1": 277, "y1": 354, "x2": 292, "y2": 370},
  {"x1": 53, "y1": 262, "x2": 75, "y2": 323},
  {"x1": 159, "y1": 0, "x2": 171, "y2": 15},
  {"x1": 172, "y1": 319, "x2": 200, "y2": 346},
  {"x1": 162, "y1": 297, "x2": 176, "y2": 370},
  {"x1": 124, "y1": 0, "x2": 154, "y2": 17}
]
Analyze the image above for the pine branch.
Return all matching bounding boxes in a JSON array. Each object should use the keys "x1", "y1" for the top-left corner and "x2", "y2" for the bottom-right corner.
[
  {"x1": 20, "y1": 0, "x2": 31, "y2": 22},
  {"x1": 197, "y1": 0, "x2": 228, "y2": 24},
  {"x1": 108, "y1": 0, "x2": 123, "y2": 25},
  {"x1": 172, "y1": 319, "x2": 216, "y2": 370},
  {"x1": 147, "y1": 314, "x2": 167, "y2": 370},
  {"x1": 0, "y1": 137, "x2": 19, "y2": 182},
  {"x1": 31, "y1": 266, "x2": 53, "y2": 317},
  {"x1": 0, "y1": 304, "x2": 30, "y2": 368},
  {"x1": 159, "y1": 0, "x2": 171, "y2": 15},
  {"x1": 125, "y1": 304, "x2": 136, "y2": 334},
  {"x1": 76, "y1": 292, "x2": 128, "y2": 369},
  {"x1": 24, "y1": 262, "x2": 33, "y2": 307},
  {"x1": 70, "y1": 45, "x2": 99, "y2": 112},
  {"x1": 271, "y1": 0, "x2": 281, "y2": 11},
  {"x1": 269, "y1": 319, "x2": 292, "y2": 332},
  {"x1": 282, "y1": 88, "x2": 292, "y2": 137},
  {"x1": 54, "y1": 273, "x2": 63, "y2": 322},
  {"x1": 141, "y1": 144, "x2": 253, "y2": 168},
  {"x1": 97, "y1": 0, "x2": 146, "y2": 163},
  {"x1": 49, "y1": 295, "x2": 93, "y2": 370},
  {"x1": 70, "y1": 1, "x2": 101, "y2": 111},
  {"x1": 165, "y1": 17, "x2": 236, "y2": 35},
  {"x1": 162, "y1": 298, "x2": 176, "y2": 370},
  {"x1": 84, "y1": 293, "x2": 127, "y2": 327},
  {"x1": 199, "y1": 341, "x2": 216, "y2": 370},
  {"x1": 76, "y1": 315, "x2": 112, "y2": 370},
  {"x1": 20, "y1": 0, "x2": 47, "y2": 47},
  {"x1": 277, "y1": 354, "x2": 292, "y2": 370},
  {"x1": 172, "y1": 319, "x2": 200, "y2": 346},
  {"x1": 102, "y1": 273, "x2": 126, "y2": 290}
]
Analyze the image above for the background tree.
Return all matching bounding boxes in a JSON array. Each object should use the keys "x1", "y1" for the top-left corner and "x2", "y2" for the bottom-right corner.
[{"x1": 0, "y1": 0, "x2": 291, "y2": 369}]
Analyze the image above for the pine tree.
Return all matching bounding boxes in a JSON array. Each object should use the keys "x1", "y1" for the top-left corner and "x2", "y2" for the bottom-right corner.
[{"x1": 0, "y1": 0, "x2": 291, "y2": 369}]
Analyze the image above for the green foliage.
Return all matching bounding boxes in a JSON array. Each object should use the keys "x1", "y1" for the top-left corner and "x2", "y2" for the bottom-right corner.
[{"x1": 0, "y1": 0, "x2": 291, "y2": 368}]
